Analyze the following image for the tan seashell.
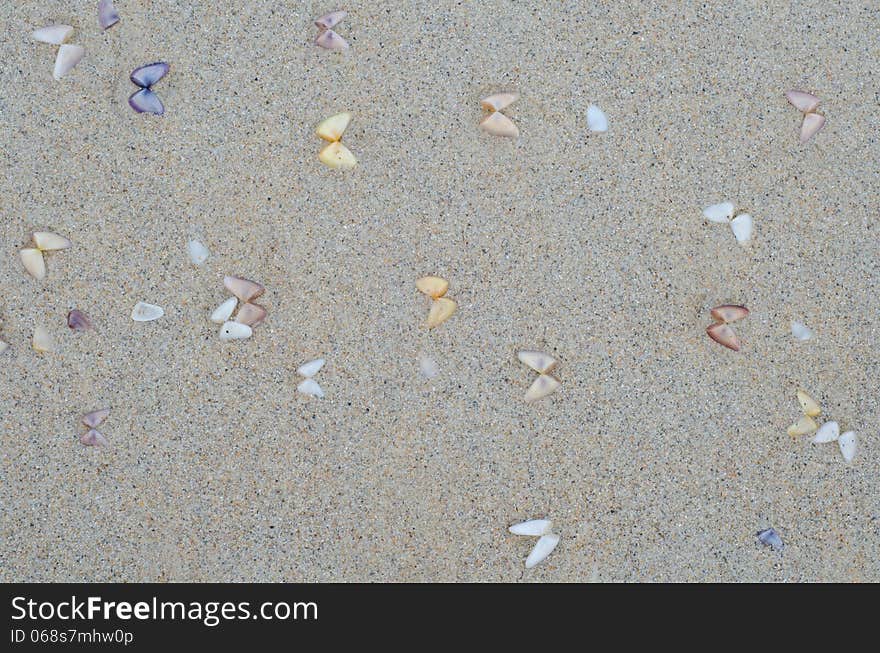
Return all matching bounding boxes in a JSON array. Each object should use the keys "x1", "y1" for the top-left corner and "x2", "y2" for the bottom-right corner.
[
  {"x1": 785, "y1": 90, "x2": 820, "y2": 113},
  {"x1": 787, "y1": 415, "x2": 818, "y2": 437},
  {"x1": 524, "y1": 374, "x2": 561, "y2": 403},
  {"x1": 32, "y1": 325, "x2": 54, "y2": 353},
  {"x1": 223, "y1": 276, "x2": 265, "y2": 303},
  {"x1": 426, "y1": 297, "x2": 456, "y2": 328},
  {"x1": 316, "y1": 112, "x2": 352, "y2": 142},
  {"x1": 33, "y1": 231, "x2": 72, "y2": 251},
  {"x1": 800, "y1": 112, "x2": 826, "y2": 143},
  {"x1": 53, "y1": 44, "x2": 84, "y2": 80},
  {"x1": 796, "y1": 389, "x2": 821, "y2": 417},
  {"x1": 20, "y1": 248, "x2": 47, "y2": 280},
  {"x1": 416, "y1": 276, "x2": 449, "y2": 299},
  {"x1": 479, "y1": 111, "x2": 519, "y2": 138},
  {"x1": 517, "y1": 351, "x2": 557, "y2": 374},
  {"x1": 481, "y1": 92, "x2": 518, "y2": 112},
  {"x1": 318, "y1": 141, "x2": 357, "y2": 169},
  {"x1": 235, "y1": 302, "x2": 267, "y2": 327}
]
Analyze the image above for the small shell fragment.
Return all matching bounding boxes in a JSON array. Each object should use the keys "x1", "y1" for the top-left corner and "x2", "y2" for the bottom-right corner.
[
  {"x1": 703, "y1": 202, "x2": 735, "y2": 223},
  {"x1": 53, "y1": 44, "x2": 85, "y2": 80},
  {"x1": 791, "y1": 321, "x2": 813, "y2": 341},
  {"x1": 316, "y1": 112, "x2": 352, "y2": 142},
  {"x1": 812, "y1": 421, "x2": 840, "y2": 444},
  {"x1": 416, "y1": 276, "x2": 449, "y2": 299},
  {"x1": 32, "y1": 24, "x2": 74, "y2": 45},
  {"x1": 297, "y1": 358, "x2": 325, "y2": 378},
  {"x1": 787, "y1": 415, "x2": 818, "y2": 437},
  {"x1": 730, "y1": 213, "x2": 753, "y2": 244},
  {"x1": 223, "y1": 275, "x2": 265, "y2": 303},
  {"x1": 80, "y1": 429, "x2": 109, "y2": 447},
  {"x1": 419, "y1": 356, "x2": 440, "y2": 379},
  {"x1": 710, "y1": 304, "x2": 749, "y2": 324},
  {"x1": 67, "y1": 309, "x2": 92, "y2": 331},
  {"x1": 800, "y1": 113, "x2": 826, "y2": 143},
  {"x1": 318, "y1": 141, "x2": 357, "y2": 169},
  {"x1": 82, "y1": 408, "x2": 110, "y2": 428},
  {"x1": 586, "y1": 103, "x2": 608, "y2": 133},
  {"x1": 481, "y1": 92, "x2": 518, "y2": 112},
  {"x1": 315, "y1": 29, "x2": 349, "y2": 50},
  {"x1": 32, "y1": 326, "x2": 54, "y2": 353},
  {"x1": 785, "y1": 90, "x2": 820, "y2": 113},
  {"x1": 426, "y1": 297, "x2": 456, "y2": 328},
  {"x1": 33, "y1": 231, "x2": 72, "y2": 251},
  {"x1": 131, "y1": 302, "x2": 164, "y2": 322},
  {"x1": 796, "y1": 389, "x2": 821, "y2": 417},
  {"x1": 210, "y1": 297, "x2": 238, "y2": 323},
  {"x1": 706, "y1": 322, "x2": 741, "y2": 351},
  {"x1": 315, "y1": 10, "x2": 347, "y2": 30},
  {"x1": 187, "y1": 239, "x2": 209, "y2": 265},
  {"x1": 20, "y1": 248, "x2": 47, "y2": 280},
  {"x1": 838, "y1": 431, "x2": 857, "y2": 463},
  {"x1": 297, "y1": 378, "x2": 325, "y2": 398},
  {"x1": 525, "y1": 534, "x2": 560, "y2": 569},
  {"x1": 235, "y1": 303, "x2": 267, "y2": 327},
  {"x1": 757, "y1": 527, "x2": 783, "y2": 551},
  {"x1": 517, "y1": 351, "x2": 557, "y2": 374},
  {"x1": 479, "y1": 111, "x2": 519, "y2": 138},
  {"x1": 219, "y1": 321, "x2": 252, "y2": 341},
  {"x1": 0, "y1": 340, "x2": 8, "y2": 354},
  {"x1": 509, "y1": 519, "x2": 552, "y2": 537},
  {"x1": 98, "y1": 0, "x2": 120, "y2": 30},
  {"x1": 524, "y1": 374, "x2": 561, "y2": 403}
]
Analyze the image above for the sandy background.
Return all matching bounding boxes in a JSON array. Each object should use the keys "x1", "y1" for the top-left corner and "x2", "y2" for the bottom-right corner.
[{"x1": 1, "y1": 1, "x2": 878, "y2": 582}]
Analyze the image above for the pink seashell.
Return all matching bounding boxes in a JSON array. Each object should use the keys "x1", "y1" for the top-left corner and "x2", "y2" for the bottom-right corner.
[
  {"x1": 710, "y1": 304, "x2": 749, "y2": 324},
  {"x1": 315, "y1": 10, "x2": 347, "y2": 30},
  {"x1": 315, "y1": 29, "x2": 349, "y2": 50},
  {"x1": 67, "y1": 309, "x2": 92, "y2": 331},
  {"x1": 82, "y1": 408, "x2": 110, "y2": 428},
  {"x1": 784, "y1": 90, "x2": 820, "y2": 113},
  {"x1": 800, "y1": 113, "x2": 826, "y2": 143},
  {"x1": 706, "y1": 323, "x2": 741, "y2": 351},
  {"x1": 223, "y1": 276, "x2": 265, "y2": 303},
  {"x1": 80, "y1": 429, "x2": 109, "y2": 446},
  {"x1": 235, "y1": 303, "x2": 267, "y2": 327}
]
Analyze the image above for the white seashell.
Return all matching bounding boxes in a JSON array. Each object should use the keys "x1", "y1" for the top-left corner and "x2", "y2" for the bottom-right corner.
[
  {"x1": 419, "y1": 356, "x2": 440, "y2": 379},
  {"x1": 800, "y1": 113, "x2": 826, "y2": 143},
  {"x1": 790, "y1": 321, "x2": 813, "y2": 341},
  {"x1": 32, "y1": 326, "x2": 54, "y2": 353},
  {"x1": 297, "y1": 358, "x2": 325, "y2": 378},
  {"x1": 32, "y1": 231, "x2": 72, "y2": 251},
  {"x1": 53, "y1": 44, "x2": 85, "y2": 80},
  {"x1": 32, "y1": 24, "x2": 74, "y2": 45},
  {"x1": 297, "y1": 378, "x2": 324, "y2": 398},
  {"x1": 20, "y1": 248, "x2": 47, "y2": 280},
  {"x1": 517, "y1": 350, "x2": 557, "y2": 374},
  {"x1": 785, "y1": 90, "x2": 820, "y2": 113},
  {"x1": 838, "y1": 431, "x2": 857, "y2": 463},
  {"x1": 524, "y1": 374, "x2": 561, "y2": 403},
  {"x1": 481, "y1": 92, "x2": 519, "y2": 112},
  {"x1": 210, "y1": 297, "x2": 237, "y2": 323},
  {"x1": 479, "y1": 111, "x2": 519, "y2": 138},
  {"x1": 219, "y1": 321, "x2": 252, "y2": 341},
  {"x1": 131, "y1": 302, "x2": 164, "y2": 322},
  {"x1": 187, "y1": 240, "x2": 209, "y2": 265},
  {"x1": 525, "y1": 534, "x2": 560, "y2": 569},
  {"x1": 812, "y1": 421, "x2": 840, "y2": 444},
  {"x1": 703, "y1": 202, "x2": 734, "y2": 223},
  {"x1": 586, "y1": 103, "x2": 608, "y2": 132},
  {"x1": 730, "y1": 213, "x2": 753, "y2": 244},
  {"x1": 509, "y1": 519, "x2": 552, "y2": 537}
]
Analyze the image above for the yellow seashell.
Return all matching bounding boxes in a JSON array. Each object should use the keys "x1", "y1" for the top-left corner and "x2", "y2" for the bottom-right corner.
[
  {"x1": 786, "y1": 415, "x2": 818, "y2": 437},
  {"x1": 318, "y1": 142, "x2": 357, "y2": 169},
  {"x1": 416, "y1": 276, "x2": 449, "y2": 299},
  {"x1": 796, "y1": 389, "x2": 821, "y2": 417},
  {"x1": 426, "y1": 297, "x2": 456, "y2": 328},
  {"x1": 316, "y1": 112, "x2": 351, "y2": 142}
]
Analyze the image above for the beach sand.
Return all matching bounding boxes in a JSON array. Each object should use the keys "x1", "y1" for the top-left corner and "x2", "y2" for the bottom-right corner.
[{"x1": 1, "y1": 1, "x2": 878, "y2": 581}]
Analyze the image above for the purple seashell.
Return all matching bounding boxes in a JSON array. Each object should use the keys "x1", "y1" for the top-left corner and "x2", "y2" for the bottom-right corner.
[
  {"x1": 315, "y1": 10, "x2": 347, "y2": 31},
  {"x1": 82, "y1": 408, "x2": 110, "y2": 428},
  {"x1": 67, "y1": 309, "x2": 92, "y2": 331},
  {"x1": 98, "y1": 0, "x2": 120, "y2": 30},
  {"x1": 129, "y1": 88, "x2": 164, "y2": 115},
  {"x1": 80, "y1": 429, "x2": 109, "y2": 447},
  {"x1": 757, "y1": 527, "x2": 783, "y2": 551},
  {"x1": 130, "y1": 62, "x2": 169, "y2": 88}
]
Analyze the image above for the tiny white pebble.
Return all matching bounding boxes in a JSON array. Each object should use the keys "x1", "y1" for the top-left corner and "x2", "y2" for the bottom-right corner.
[
  {"x1": 131, "y1": 302, "x2": 164, "y2": 322},
  {"x1": 187, "y1": 239, "x2": 210, "y2": 265},
  {"x1": 703, "y1": 202, "x2": 734, "y2": 223},
  {"x1": 586, "y1": 103, "x2": 608, "y2": 132},
  {"x1": 219, "y1": 320, "x2": 252, "y2": 341},
  {"x1": 297, "y1": 358, "x2": 325, "y2": 379},
  {"x1": 210, "y1": 297, "x2": 237, "y2": 323},
  {"x1": 838, "y1": 431, "x2": 857, "y2": 463},
  {"x1": 419, "y1": 356, "x2": 440, "y2": 379},
  {"x1": 297, "y1": 378, "x2": 324, "y2": 398},
  {"x1": 791, "y1": 321, "x2": 813, "y2": 341},
  {"x1": 730, "y1": 213, "x2": 753, "y2": 244}
]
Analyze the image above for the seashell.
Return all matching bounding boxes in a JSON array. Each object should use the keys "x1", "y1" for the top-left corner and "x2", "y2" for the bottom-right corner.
[
  {"x1": 416, "y1": 276, "x2": 449, "y2": 299},
  {"x1": 790, "y1": 321, "x2": 813, "y2": 341},
  {"x1": 187, "y1": 239, "x2": 209, "y2": 265},
  {"x1": 297, "y1": 358, "x2": 325, "y2": 378},
  {"x1": 525, "y1": 534, "x2": 560, "y2": 569},
  {"x1": 838, "y1": 431, "x2": 857, "y2": 463},
  {"x1": 812, "y1": 421, "x2": 839, "y2": 444},
  {"x1": 223, "y1": 275, "x2": 265, "y2": 303},
  {"x1": 586, "y1": 103, "x2": 608, "y2": 132},
  {"x1": 315, "y1": 10, "x2": 348, "y2": 30},
  {"x1": 80, "y1": 429, "x2": 109, "y2": 446},
  {"x1": 517, "y1": 350, "x2": 557, "y2": 374},
  {"x1": 219, "y1": 321, "x2": 252, "y2": 341},
  {"x1": 130, "y1": 62, "x2": 170, "y2": 88},
  {"x1": 297, "y1": 378, "x2": 324, "y2": 398},
  {"x1": 785, "y1": 90, "x2": 820, "y2": 113},
  {"x1": 210, "y1": 297, "x2": 237, "y2": 323},
  {"x1": 32, "y1": 325, "x2": 54, "y2": 353},
  {"x1": 53, "y1": 44, "x2": 84, "y2": 80},
  {"x1": 131, "y1": 301, "x2": 164, "y2": 322},
  {"x1": 32, "y1": 24, "x2": 74, "y2": 45},
  {"x1": 32, "y1": 231, "x2": 72, "y2": 251},
  {"x1": 706, "y1": 323, "x2": 741, "y2": 351},
  {"x1": 787, "y1": 415, "x2": 818, "y2": 437},
  {"x1": 703, "y1": 202, "x2": 734, "y2": 223},
  {"x1": 710, "y1": 304, "x2": 749, "y2": 324},
  {"x1": 796, "y1": 389, "x2": 821, "y2": 417},
  {"x1": 524, "y1": 374, "x2": 561, "y2": 403},
  {"x1": 128, "y1": 88, "x2": 164, "y2": 115},
  {"x1": 67, "y1": 309, "x2": 92, "y2": 331},
  {"x1": 315, "y1": 30, "x2": 349, "y2": 50},
  {"x1": 481, "y1": 92, "x2": 518, "y2": 112},
  {"x1": 419, "y1": 356, "x2": 440, "y2": 379},
  {"x1": 235, "y1": 302, "x2": 267, "y2": 327},
  {"x1": 316, "y1": 112, "x2": 351, "y2": 142},
  {"x1": 20, "y1": 248, "x2": 47, "y2": 280},
  {"x1": 98, "y1": 0, "x2": 120, "y2": 30},
  {"x1": 730, "y1": 213, "x2": 753, "y2": 244},
  {"x1": 426, "y1": 297, "x2": 456, "y2": 328},
  {"x1": 82, "y1": 408, "x2": 110, "y2": 428},
  {"x1": 318, "y1": 142, "x2": 357, "y2": 169},
  {"x1": 479, "y1": 111, "x2": 519, "y2": 138},
  {"x1": 757, "y1": 527, "x2": 783, "y2": 551},
  {"x1": 800, "y1": 113, "x2": 825, "y2": 143},
  {"x1": 509, "y1": 519, "x2": 552, "y2": 536},
  {"x1": 0, "y1": 340, "x2": 8, "y2": 354}
]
